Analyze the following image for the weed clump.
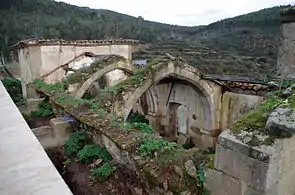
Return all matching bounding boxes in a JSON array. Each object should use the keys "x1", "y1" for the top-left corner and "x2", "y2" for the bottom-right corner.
[
  {"x1": 123, "y1": 122, "x2": 154, "y2": 134},
  {"x1": 127, "y1": 112, "x2": 149, "y2": 124},
  {"x1": 232, "y1": 94, "x2": 284, "y2": 133},
  {"x1": 1, "y1": 78, "x2": 24, "y2": 106},
  {"x1": 138, "y1": 138, "x2": 181, "y2": 157},
  {"x1": 91, "y1": 163, "x2": 113, "y2": 181},
  {"x1": 65, "y1": 131, "x2": 90, "y2": 156},
  {"x1": 31, "y1": 100, "x2": 53, "y2": 117},
  {"x1": 77, "y1": 144, "x2": 112, "y2": 163},
  {"x1": 33, "y1": 79, "x2": 68, "y2": 94}
]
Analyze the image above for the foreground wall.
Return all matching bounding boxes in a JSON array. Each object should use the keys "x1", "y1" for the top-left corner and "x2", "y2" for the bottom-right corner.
[
  {"x1": 0, "y1": 82, "x2": 72, "y2": 195},
  {"x1": 206, "y1": 130, "x2": 295, "y2": 195}
]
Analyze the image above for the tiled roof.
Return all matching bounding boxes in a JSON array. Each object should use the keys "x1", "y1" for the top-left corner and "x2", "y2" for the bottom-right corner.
[
  {"x1": 15, "y1": 38, "x2": 139, "y2": 48},
  {"x1": 219, "y1": 80, "x2": 278, "y2": 91},
  {"x1": 202, "y1": 74, "x2": 279, "y2": 92}
]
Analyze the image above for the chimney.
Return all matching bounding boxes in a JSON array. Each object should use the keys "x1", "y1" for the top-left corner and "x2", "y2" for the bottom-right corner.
[{"x1": 277, "y1": 7, "x2": 295, "y2": 79}]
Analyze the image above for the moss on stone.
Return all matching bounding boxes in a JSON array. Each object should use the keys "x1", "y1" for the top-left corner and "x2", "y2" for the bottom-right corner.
[
  {"x1": 32, "y1": 79, "x2": 68, "y2": 94},
  {"x1": 232, "y1": 95, "x2": 284, "y2": 133}
]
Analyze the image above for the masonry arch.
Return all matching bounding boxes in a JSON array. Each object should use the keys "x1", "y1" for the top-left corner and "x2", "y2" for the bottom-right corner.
[
  {"x1": 75, "y1": 60, "x2": 134, "y2": 98},
  {"x1": 122, "y1": 62, "x2": 217, "y2": 131}
]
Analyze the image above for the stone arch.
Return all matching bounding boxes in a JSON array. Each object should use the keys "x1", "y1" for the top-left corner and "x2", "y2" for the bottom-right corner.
[
  {"x1": 75, "y1": 61, "x2": 134, "y2": 98},
  {"x1": 122, "y1": 62, "x2": 217, "y2": 130}
]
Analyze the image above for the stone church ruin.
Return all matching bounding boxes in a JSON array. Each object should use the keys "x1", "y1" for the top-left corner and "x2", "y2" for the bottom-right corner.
[{"x1": 3, "y1": 6, "x2": 295, "y2": 195}]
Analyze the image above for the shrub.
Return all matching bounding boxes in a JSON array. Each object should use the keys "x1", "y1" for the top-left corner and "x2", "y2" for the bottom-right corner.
[
  {"x1": 127, "y1": 112, "x2": 149, "y2": 124},
  {"x1": 1, "y1": 78, "x2": 24, "y2": 105},
  {"x1": 138, "y1": 138, "x2": 180, "y2": 157},
  {"x1": 31, "y1": 100, "x2": 53, "y2": 117},
  {"x1": 123, "y1": 122, "x2": 154, "y2": 134},
  {"x1": 65, "y1": 131, "x2": 89, "y2": 156},
  {"x1": 91, "y1": 163, "x2": 113, "y2": 181},
  {"x1": 77, "y1": 144, "x2": 112, "y2": 163}
]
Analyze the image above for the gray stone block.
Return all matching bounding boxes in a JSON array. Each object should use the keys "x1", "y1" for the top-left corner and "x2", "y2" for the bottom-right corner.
[
  {"x1": 215, "y1": 144, "x2": 270, "y2": 191},
  {"x1": 205, "y1": 169, "x2": 242, "y2": 195},
  {"x1": 266, "y1": 107, "x2": 295, "y2": 137},
  {"x1": 218, "y1": 130, "x2": 272, "y2": 162}
]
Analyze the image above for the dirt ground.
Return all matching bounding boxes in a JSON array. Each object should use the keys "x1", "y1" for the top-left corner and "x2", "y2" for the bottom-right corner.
[{"x1": 46, "y1": 147, "x2": 148, "y2": 195}]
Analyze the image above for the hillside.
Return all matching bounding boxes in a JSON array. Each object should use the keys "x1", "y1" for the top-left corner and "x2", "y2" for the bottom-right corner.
[
  {"x1": 188, "y1": 6, "x2": 284, "y2": 59},
  {"x1": 0, "y1": 0, "x2": 291, "y2": 79}
]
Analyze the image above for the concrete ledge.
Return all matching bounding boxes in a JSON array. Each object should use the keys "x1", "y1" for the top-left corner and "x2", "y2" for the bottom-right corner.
[
  {"x1": 0, "y1": 82, "x2": 72, "y2": 195},
  {"x1": 215, "y1": 144, "x2": 269, "y2": 190},
  {"x1": 218, "y1": 130, "x2": 274, "y2": 162},
  {"x1": 215, "y1": 130, "x2": 295, "y2": 194}
]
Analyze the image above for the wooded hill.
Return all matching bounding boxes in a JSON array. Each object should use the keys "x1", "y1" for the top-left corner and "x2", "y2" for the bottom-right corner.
[{"x1": 0, "y1": 0, "x2": 290, "y2": 79}]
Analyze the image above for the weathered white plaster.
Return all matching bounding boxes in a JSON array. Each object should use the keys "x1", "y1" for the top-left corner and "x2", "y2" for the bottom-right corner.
[{"x1": 18, "y1": 42, "x2": 136, "y2": 99}]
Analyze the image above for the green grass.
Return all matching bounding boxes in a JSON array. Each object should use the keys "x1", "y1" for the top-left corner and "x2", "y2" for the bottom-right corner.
[
  {"x1": 77, "y1": 144, "x2": 112, "y2": 163},
  {"x1": 91, "y1": 163, "x2": 114, "y2": 181},
  {"x1": 65, "y1": 131, "x2": 90, "y2": 156}
]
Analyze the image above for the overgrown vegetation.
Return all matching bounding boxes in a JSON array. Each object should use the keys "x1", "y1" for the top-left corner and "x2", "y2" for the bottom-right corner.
[
  {"x1": 65, "y1": 130, "x2": 90, "y2": 156},
  {"x1": 30, "y1": 66, "x2": 213, "y2": 192},
  {"x1": 122, "y1": 122, "x2": 154, "y2": 134},
  {"x1": 65, "y1": 129, "x2": 114, "y2": 182},
  {"x1": 91, "y1": 163, "x2": 114, "y2": 181},
  {"x1": 97, "y1": 108, "x2": 107, "y2": 119},
  {"x1": 1, "y1": 78, "x2": 24, "y2": 105},
  {"x1": 127, "y1": 112, "x2": 149, "y2": 124},
  {"x1": 31, "y1": 100, "x2": 53, "y2": 117},
  {"x1": 77, "y1": 144, "x2": 112, "y2": 163},
  {"x1": 232, "y1": 91, "x2": 285, "y2": 133},
  {"x1": 196, "y1": 166, "x2": 210, "y2": 195},
  {"x1": 33, "y1": 79, "x2": 68, "y2": 94},
  {"x1": 138, "y1": 138, "x2": 181, "y2": 157}
]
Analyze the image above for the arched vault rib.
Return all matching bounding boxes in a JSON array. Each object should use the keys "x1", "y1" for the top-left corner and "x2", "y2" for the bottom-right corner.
[
  {"x1": 75, "y1": 61, "x2": 134, "y2": 98},
  {"x1": 121, "y1": 62, "x2": 217, "y2": 130}
]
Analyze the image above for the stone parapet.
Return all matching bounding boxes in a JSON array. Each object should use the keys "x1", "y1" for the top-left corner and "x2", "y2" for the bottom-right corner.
[
  {"x1": 211, "y1": 130, "x2": 295, "y2": 195},
  {"x1": 0, "y1": 82, "x2": 72, "y2": 195}
]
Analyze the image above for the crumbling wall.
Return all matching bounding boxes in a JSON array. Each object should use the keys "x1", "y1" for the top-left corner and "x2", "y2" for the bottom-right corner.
[
  {"x1": 206, "y1": 130, "x2": 295, "y2": 195},
  {"x1": 18, "y1": 42, "x2": 135, "y2": 99}
]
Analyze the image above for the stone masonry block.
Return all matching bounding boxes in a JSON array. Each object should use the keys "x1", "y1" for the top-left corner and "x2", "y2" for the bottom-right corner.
[
  {"x1": 205, "y1": 168, "x2": 242, "y2": 195},
  {"x1": 218, "y1": 130, "x2": 275, "y2": 163},
  {"x1": 215, "y1": 144, "x2": 270, "y2": 191},
  {"x1": 50, "y1": 118, "x2": 72, "y2": 137},
  {"x1": 31, "y1": 126, "x2": 52, "y2": 137},
  {"x1": 49, "y1": 118, "x2": 73, "y2": 147}
]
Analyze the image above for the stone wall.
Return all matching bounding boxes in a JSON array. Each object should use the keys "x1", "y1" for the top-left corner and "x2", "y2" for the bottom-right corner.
[
  {"x1": 32, "y1": 117, "x2": 73, "y2": 149},
  {"x1": 18, "y1": 43, "x2": 134, "y2": 98},
  {"x1": 206, "y1": 130, "x2": 295, "y2": 195},
  {"x1": 220, "y1": 92, "x2": 265, "y2": 130},
  {"x1": 131, "y1": 76, "x2": 222, "y2": 148},
  {"x1": 0, "y1": 82, "x2": 72, "y2": 195}
]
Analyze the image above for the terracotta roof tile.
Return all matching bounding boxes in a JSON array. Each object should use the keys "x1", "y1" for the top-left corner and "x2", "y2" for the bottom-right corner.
[{"x1": 15, "y1": 38, "x2": 139, "y2": 48}]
